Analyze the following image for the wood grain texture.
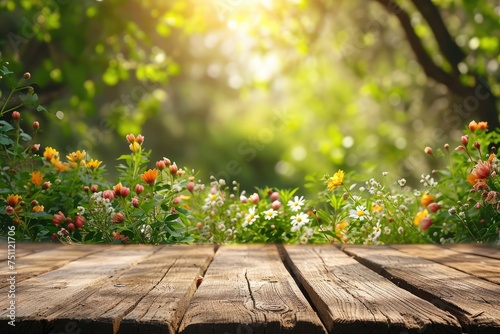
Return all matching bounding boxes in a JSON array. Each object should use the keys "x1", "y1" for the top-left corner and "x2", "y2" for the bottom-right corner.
[
  {"x1": 0, "y1": 244, "x2": 150, "y2": 334},
  {"x1": 283, "y1": 245, "x2": 461, "y2": 334},
  {"x1": 117, "y1": 245, "x2": 215, "y2": 334},
  {"x1": 391, "y1": 244, "x2": 500, "y2": 284},
  {"x1": 0, "y1": 244, "x2": 102, "y2": 289},
  {"x1": 343, "y1": 245, "x2": 500, "y2": 334},
  {"x1": 443, "y1": 244, "x2": 500, "y2": 260},
  {"x1": 178, "y1": 245, "x2": 327, "y2": 334}
]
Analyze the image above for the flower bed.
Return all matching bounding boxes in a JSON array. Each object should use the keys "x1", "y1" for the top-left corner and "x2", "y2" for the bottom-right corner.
[{"x1": 1, "y1": 63, "x2": 499, "y2": 245}]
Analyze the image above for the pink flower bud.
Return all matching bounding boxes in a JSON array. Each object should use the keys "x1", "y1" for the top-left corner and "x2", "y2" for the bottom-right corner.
[
  {"x1": 12, "y1": 111, "x2": 20, "y2": 120},
  {"x1": 249, "y1": 193, "x2": 259, "y2": 204},
  {"x1": 187, "y1": 182, "x2": 195, "y2": 192},
  {"x1": 112, "y1": 212, "x2": 125, "y2": 224},
  {"x1": 156, "y1": 160, "x2": 166, "y2": 170},
  {"x1": 42, "y1": 181, "x2": 51, "y2": 189},
  {"x1": 120, "y1": 186, "x2": 130, "y2": 197},
  {"x1": 33, "y1": 121, "x2": 40, "y2": 130},
  {"x1": 32, "y1": 144, "x2": 40, "y2": 152},
  {"x1": 169, "y1": 162, "x2": 178, "y2": 175},
  {"x1": 5, "y1": 206, "x2": 15, "y2": 215},
  {"x1": 461, "y1": 135, "x2": 469, "y2": 146},
  {"x1": 424, "y1": 147, "x2": 433, "y2": 155},
  {"x1": 444, "y1": 143, "x2": 450, "y2": 150},
  {"x1": 419, "y1": 217, "x2": 433, "y2": 231},
  {"x1": 126, "y1": 133, "x2": 135, "y2": 143},
  {"x1": 91, "y1": 184, "x2": 98, "y2": 193},
  {"x1": 132, "y1": 196, "x2": 139, "y2": 208},
  {"x1": 74, "y1": 216, "x2": 85, "y2": 228},
  {"x1": 272, "y1": 200, "x2": 281, "y2": 210},
  {"x1": 163, "y1": 157, "x2": 171, "y2": 166},
  {"x1": 102, "y1": 190, "x2": 115, "y2": 201},
  {"x1": 67, "y1": 223, "x2": 75, "y2": 232},
  {"x1": 135, "y1": 184, "x2": 144, "y2": 195},
  {"x1": 240, "y1": 195, "x2": 248, "y2": 203},
  {"x1": 270, "y1": 192, "x2": 280, "y2": 201},
  {"x1": 474, "y1": 141, "x2": 480, "y2": 150},
  {"x1": 427, "y1": 202, "x2": 440, "y2": 213},
  {"x1": 136, "y1": 134, "x2": 144, "y2": 144}
]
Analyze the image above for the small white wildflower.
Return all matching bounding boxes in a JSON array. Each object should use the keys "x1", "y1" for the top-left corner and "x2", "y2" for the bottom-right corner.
[
  {"x1": 397, "y1": 226, "x2": 404, "y2": 234},
  {"x1": 263, "y1": 208, "x2": 278, "y2": 220},
  {"x1": 398, "y1": 178, "x2": 406, "y2": 186},
  {"x1": 382, "y1": 172, "x2": 388, "y2": 176},
  {"x1": 359, "y1": 187, "x2": 365, "y2": 192},
  {"x1": 287, "y1": 196, "x2": 305, "y2": 212},
  {"x1": 373, "y1": 223, "x2": 382, "y2": 240},
  {"x1": 349, "y1": 205, "x2": 370, "y2": 221},
  {"x1": 291, "y1": 212, "x2": 310, "y2": 229}
]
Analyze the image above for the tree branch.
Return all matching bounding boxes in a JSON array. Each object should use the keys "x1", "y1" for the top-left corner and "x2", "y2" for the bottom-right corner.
[
  {"x1": 410, "y1": 0, "x2": 466, "y2": 71},
  {"x1": 372, "y1": 0, "x2": 473, "y2": 97}
]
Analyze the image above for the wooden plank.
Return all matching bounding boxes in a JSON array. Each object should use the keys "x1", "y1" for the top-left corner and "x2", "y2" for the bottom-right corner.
[
  {"x1": 391, "y1": 244, "x2": 500, "y2": 285},
  {"x1": 116, "y1": 245, "x2": 215, "y2": 334},
  {"x1": 36, "y1": 245, "x2": 216, "y2": 334},
  {"x1": 283, "y1": 245, "x2": 460, "y2": 334},
  {"x1": 0, "y1": 242, "x2": 64, "y2": 263},
  {"x1": 0, "y1": 244, "x2": 103, "y2": 289},
  {"x1": 178, "y1": 245, "x2": 327, "y2": 334},
  {"x1": 0, "y1": 244, "x2": 155, "y2": 334},
  {"x1": 343, "y1": 245, "x2": 500, "y2": 334},
  {"x1": 443, "y1": 244, "x2": 500, "y2": 260}
]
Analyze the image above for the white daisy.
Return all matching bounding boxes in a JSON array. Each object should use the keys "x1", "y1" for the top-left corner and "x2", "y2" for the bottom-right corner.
[
  {"x1": 349, "y1": 205, "x2": 369, "y2": 221},
  {"x1": 287, "y1": 196, "x2": 305, "y2": 212},
  {"x1": 242, "y1": 206, "x2": 259, "y2": 227},
  {"x1": 291, "y1": 212, "x2": 309, "y2": 229},
  {"x1": 263, "y1": 208, "x2": 278, "y2": 220}
]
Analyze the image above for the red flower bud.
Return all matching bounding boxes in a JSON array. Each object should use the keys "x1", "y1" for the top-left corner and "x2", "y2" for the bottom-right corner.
[
  {"x1": 74, "y1": 216, "x2": 85, "y2": 228},
  {"x1": 91, "y1": 184, "x2": 98, "y2": 193},
  {"x1": 42, "y1": 181, "x2": 51, "y2": 189},
  {"x1": 461, "y1": 135, "x2": 469, "y2": 146},
  {"x1": 424, "y1": 147, "x2": 433, "y2": 155},
  {"x1": 102, "y1": 190, "x2": 115, "y2": 201},
  {"x1": 12, "y1": 111, "x2": 20, "y2": 120},
  {"x1": 270, "y1": 192, "x2": 280, "y2": 201},
  {"x1": 169, "y1": 162, "x2": 178, "y2": 175},
  {"x1": 67, "y1": 223, "x2": 75, "y2": 232},
  {"x1": 134, "y1": 184, "x2": 144, "y2": 195},
  {"x1": 156, "y1": 160, "x2": 166, "y2": 170},
  {"x1": 112, "y1": 212, "x2": 125, "y2": 224},
  {"x1": 120, "y1": 186, "x2": 130, "y2": 197},
  {"x1": 136, "y1": 134, "x2": 144, "y2": 144},
  {"x1": 187, "y1": 182, "x2": 195, "y2": 192},
  {"x1": 126, "y1": 133, "x2": 135, "y2": 143},
  {"x1": 33, "y1": 121, "x2": 40, "y2": 130},
  {"x1": 427, "y1": 202, "x2": 440, "y2": 213}
]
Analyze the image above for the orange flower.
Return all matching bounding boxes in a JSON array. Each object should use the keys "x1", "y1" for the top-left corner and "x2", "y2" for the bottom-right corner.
[
  {"x1": 32, "y1": 205, "x2": 44, "y2": 212},
  {"x1": 420, "y1": 193, "x2": 435, "y2": 207},
  {"x1": 477, "y1": 121, "x2": 488, "y2": 130},
  {"x1": 488, "y1": 153, "x2": 496, "y2": 164},
  {"x1": 469, "y1": 120, "x2": 478, "y2": 132},
  {"x1": 31, "y1": 171, "x2": 43, "y2": 186},
  {"x1": 86, "y1": 159, "x2": 102, "y2": 170},
  {"x1": 52, "y1": 159, "x2": 69, "y2": 172},
  {"x1": 43, "y1": 147, "x2": 59, "y2": 162},
  {"x1": 467, "y1": 173, "x2": 479, "y2": 185},
  {"x1": 6, "y1": 194, "x2": 21, "y2": 207},
  {"x1": 141, "y1": 169, "x2": 158, "y2": 185}
]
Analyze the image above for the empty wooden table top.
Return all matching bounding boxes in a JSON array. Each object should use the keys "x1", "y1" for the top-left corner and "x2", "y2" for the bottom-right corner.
[{"x1": 0, "y1": 243, "x2": 498, "y2": 334}]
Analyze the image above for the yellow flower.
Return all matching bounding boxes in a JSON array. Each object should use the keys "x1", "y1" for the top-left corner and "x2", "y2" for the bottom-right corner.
[
  {"x1": 43, "y1": 147, "x2": 59, "y2": 162},
  {"x1": 32, "y1": 205, "x2": 44, "y2": 212},
  {"x1": 31, "y1": 171, "x2": 43, "y2": 186},
  {"x1": 327, "y1": 170, "x2": 344, "y2": 191},
  {"x1": 86, "y1": 159, "x2": 102, "y2": 170},
  {"x1": 129, "y1": 141, "x2": 141, "y2": 152},
  {"x1": 6, "y1": 194, "x2": 21, "y2": 207},
  {"x1": 141, "y1": 168, "x2": 158, "y2": 185},
  {"x1": 371, "y1": 204, "x2": 384, "y2": 212},
  {"x1": 420, "y1": 193, "x2": 435, "y2": 207},
  {"x1": 66, "y1": 150, "x2": 86, "y2": 167},
  {"x1": 414, "y1": 209, "x2": 429, "y2": 226}
]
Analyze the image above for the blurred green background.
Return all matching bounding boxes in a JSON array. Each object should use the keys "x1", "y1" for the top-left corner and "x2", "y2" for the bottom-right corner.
[{"x1": 1, "y1": 0, "x2": 499, "y2": 192}]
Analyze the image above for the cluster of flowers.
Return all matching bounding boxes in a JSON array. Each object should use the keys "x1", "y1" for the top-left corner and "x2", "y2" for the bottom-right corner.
[{"x1": 1, "y1": 67, "x2": 498, "y2": 244}]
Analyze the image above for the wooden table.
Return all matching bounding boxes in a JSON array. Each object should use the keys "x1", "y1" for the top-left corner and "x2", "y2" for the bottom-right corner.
[{"x1": 0, "y1": 243, "x2": 499, "y2": 334}]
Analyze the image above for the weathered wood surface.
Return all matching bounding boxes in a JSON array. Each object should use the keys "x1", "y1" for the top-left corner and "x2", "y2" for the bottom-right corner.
[
  {"x1": 283, "y1": 245, "x2": 461, "y2": 334},
  {"x1": 343, "y1": 245, "x2": 500, "y2": 334},
  {"x1": 0, "y1": 243, "x2": 499, "y2": 334},
  {"x1": 391, "y1": 244, "x2": 500, "y2": 284},
  {"x1": 178, "y1": 245, "x2": 327, "y2": 334}
]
